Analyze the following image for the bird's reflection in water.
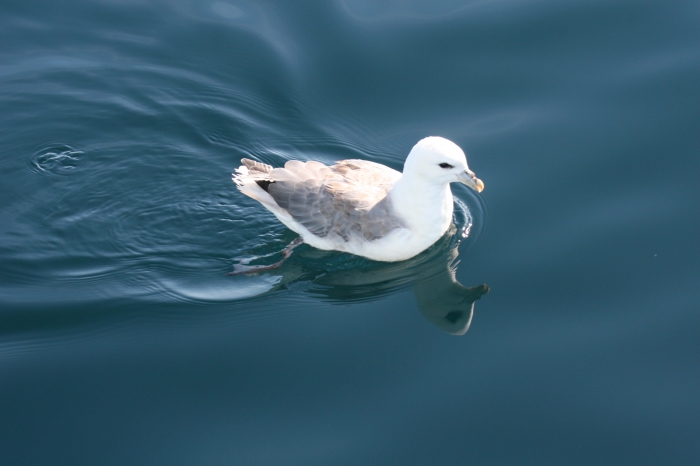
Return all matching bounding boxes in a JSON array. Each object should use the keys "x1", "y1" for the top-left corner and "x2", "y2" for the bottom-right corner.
[
  {"x1": 245, "y1": 226, "x2": 489, "y2": 335},
  {"x1": 412, "y1": 250, "x2": 489, "y2": 336}
]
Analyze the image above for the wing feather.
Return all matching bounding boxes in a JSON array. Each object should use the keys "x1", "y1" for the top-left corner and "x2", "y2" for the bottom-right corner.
[{"x1": 238, "y1": 158, "x2": 404, "y2": 241}]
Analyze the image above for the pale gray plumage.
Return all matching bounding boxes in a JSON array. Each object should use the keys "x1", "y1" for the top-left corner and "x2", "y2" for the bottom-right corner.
[{"x1": 239, "y1": 158, "x2": 404, "y2": 242}]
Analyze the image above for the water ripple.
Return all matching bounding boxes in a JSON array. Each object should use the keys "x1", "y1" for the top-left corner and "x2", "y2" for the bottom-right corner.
[{"x1": 29, "y1": 143, "x2": 87, "y2": 176}]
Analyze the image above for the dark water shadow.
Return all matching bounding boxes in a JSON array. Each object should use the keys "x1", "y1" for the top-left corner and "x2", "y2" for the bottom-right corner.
[{"x1": 252, "y1": 226, "x2": 489, "y2": 335}]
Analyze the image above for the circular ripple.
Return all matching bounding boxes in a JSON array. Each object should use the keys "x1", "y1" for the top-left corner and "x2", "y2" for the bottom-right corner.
[{"x1": 30, "y1": 143, "x2": 86, "y2": 175}]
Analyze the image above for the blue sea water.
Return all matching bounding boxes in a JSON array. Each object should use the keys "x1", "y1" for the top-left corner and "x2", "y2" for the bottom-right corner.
[{"x1": 1, "y1": 0, "x2": 699, "y2": 464}]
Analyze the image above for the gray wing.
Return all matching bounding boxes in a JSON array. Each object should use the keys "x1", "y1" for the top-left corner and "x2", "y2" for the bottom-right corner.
[{"x1": 246, "y1": 158, "x2": 404, "y2": 241}]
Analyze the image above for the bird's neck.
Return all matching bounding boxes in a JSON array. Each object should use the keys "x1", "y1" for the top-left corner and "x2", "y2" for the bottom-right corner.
[{"x1": 389, "y1": 173, "x2": 454, "y2": 239}]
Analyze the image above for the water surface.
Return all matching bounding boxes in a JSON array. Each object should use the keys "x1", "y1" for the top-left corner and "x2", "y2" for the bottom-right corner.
[{"x1": 1, "y1": 0, "x2": 699, "y2": 464}]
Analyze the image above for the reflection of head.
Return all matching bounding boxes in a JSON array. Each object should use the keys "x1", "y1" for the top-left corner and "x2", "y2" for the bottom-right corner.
[
  {"x1": 412, "y1": 242, "x2": 489, "y2": 335},
  {"x1": 414, "y1": 280, "x2": 489, "y2": 335}
]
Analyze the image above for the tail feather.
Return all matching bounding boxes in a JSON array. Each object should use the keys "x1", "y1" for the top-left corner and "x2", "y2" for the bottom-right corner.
[
  {"x1": 241, "y1": 158, "x2": 272, "y2": 175},
  {"x1": 233, "y1": 158, "x2": 274, "y2": 187}
]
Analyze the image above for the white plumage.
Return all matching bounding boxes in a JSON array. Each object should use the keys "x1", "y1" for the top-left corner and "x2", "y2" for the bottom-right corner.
[{"x1": 233, "y1": 136, "x2": 484, "y2": 262}]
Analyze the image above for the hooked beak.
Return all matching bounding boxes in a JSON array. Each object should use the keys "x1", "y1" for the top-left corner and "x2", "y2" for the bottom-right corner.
[{"x1": 457, "y1": 170, "x2": 485, "y2": 193}]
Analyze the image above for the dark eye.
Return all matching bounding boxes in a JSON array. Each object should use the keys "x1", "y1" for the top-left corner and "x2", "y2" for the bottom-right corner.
[{"x1": 438, "y1": 163, "x2": 453, "y2": 169}]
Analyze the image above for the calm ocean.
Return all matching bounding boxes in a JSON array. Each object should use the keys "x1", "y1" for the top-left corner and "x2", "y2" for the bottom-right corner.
[{"x1": 1, "y1": 1, "x2": 699, "y2": 464}]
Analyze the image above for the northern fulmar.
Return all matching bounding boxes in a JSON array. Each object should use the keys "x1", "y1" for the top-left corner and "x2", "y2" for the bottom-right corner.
[{"x1": 231, "y1": 136, "x2": 484, "y2": 273}]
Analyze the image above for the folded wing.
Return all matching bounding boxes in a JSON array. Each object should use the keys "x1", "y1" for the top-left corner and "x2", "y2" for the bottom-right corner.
[{"x1": 235, "y1": 158, "x2": 404, "y2": 241}]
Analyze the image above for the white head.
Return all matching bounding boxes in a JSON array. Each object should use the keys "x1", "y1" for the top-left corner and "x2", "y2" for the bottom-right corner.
[{"x1": 403, "y1": 137, "x2": 484, "y2": 192}]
